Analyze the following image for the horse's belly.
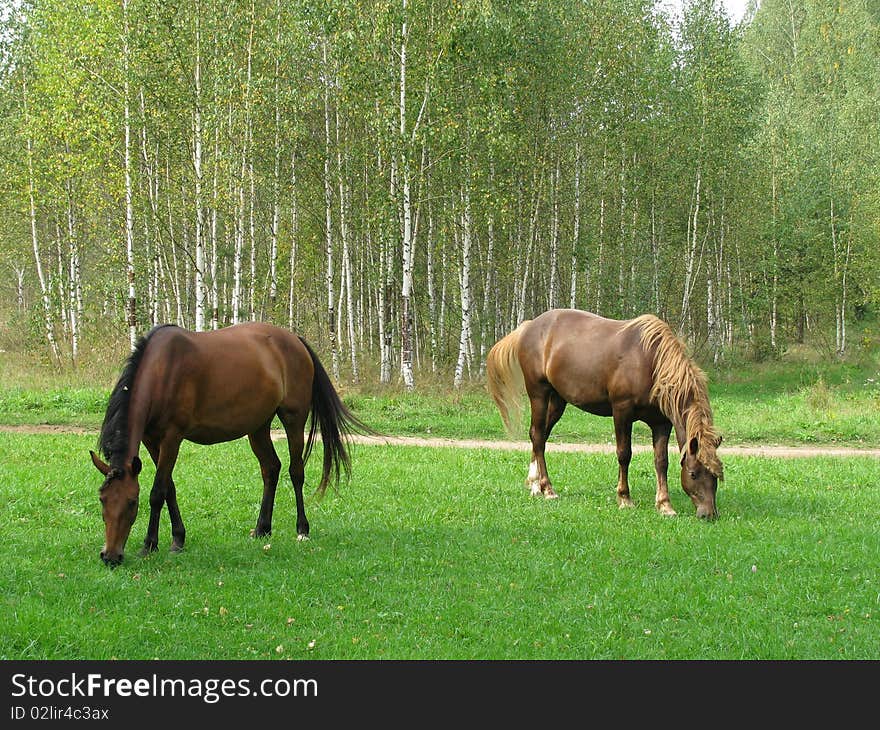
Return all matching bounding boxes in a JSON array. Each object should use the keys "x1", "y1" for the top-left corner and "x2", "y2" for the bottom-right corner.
[
  {"x1": 574, "y1": 402, "x2": 613, "y2": 418},
  {"x1": 185, "y1": 425, "x2": 252, "y2": 445}
]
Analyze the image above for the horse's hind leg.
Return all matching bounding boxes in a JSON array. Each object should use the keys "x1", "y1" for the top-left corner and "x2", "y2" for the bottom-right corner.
[
  {"x1": 526, "y1": 388, "x2": 566, "y2": 499},
  {"x1": 278, "y1": 408, "x2": 309, "y2": 540},
  {"x1": 248, "y1": 422, "x2": 282, "y2": 538}
]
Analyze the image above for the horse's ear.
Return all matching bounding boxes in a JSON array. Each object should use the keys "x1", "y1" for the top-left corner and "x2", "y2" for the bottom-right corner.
[
  {"x1": 90, "y1": 450, "x2": 111, "y2": 476},
  {"x1": 688, "y1": 436, "x2": 699, "y2": 456},
  {"x1": 130, "y1": 456, "x2": 142, "y2": 477}
]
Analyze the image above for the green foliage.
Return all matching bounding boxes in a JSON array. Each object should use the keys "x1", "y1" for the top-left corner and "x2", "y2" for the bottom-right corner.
[{"x1": 0, "y1": 0, "x2": 877, "y2": 381}]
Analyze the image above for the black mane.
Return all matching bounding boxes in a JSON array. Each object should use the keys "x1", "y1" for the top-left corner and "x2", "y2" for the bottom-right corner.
[{"x1": 98, "y1": 324, "x2": 174, "y2": 468}]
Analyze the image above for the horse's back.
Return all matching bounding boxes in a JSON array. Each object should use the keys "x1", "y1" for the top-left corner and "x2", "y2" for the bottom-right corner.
[
  {"x1": 519, "y1": 309, "x2": 653, "y2": 409},
  {"x1": 139, "y1": 323, "x2": 313, "y2": 442}
]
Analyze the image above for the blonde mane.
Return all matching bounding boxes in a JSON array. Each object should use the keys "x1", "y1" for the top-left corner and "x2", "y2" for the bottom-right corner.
[{"x1": 625, "y1": 315, "x2": 723, "y2": 479}]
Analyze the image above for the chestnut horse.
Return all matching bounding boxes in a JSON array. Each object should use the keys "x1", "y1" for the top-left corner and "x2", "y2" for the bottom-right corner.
[
  {"x1": 487, "y1": 309, "x2": 723, "y2": 518},
  {"x1": 90, "y1": 322, "x2": 371, "y2": 566}
]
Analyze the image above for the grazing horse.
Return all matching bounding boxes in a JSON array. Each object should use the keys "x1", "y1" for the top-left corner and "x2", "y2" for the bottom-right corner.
[
  {"x1": 90, "y1": 322, "x2": 371, "y2": 566},
  {"x1": 487, "y1": 309, "x2": 723, "y2": 519}
]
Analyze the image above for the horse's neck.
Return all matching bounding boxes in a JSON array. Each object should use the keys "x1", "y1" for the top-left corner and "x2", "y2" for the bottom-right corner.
[
  {"x1": 125, "y1": 379, "x2": 151, "y2": 462},
  {"x1": 670, "y1": 392, "x2": 701, "y2": 451}
]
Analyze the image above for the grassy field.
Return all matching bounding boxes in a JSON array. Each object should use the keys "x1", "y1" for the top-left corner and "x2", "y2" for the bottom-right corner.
[
  {"x1": 1, "y1": 359, "x2": 880, "y2": 447},
  {"x1": 1, "y1": 432, "x2": 878, "y2": 660}
]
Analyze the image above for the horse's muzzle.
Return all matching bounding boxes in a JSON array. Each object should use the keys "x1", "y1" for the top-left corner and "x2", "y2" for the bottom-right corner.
[
  {"x1": 100, "y1": 550, "x2": 124, "y2": 567},
  {"x1": 697, "y1": 507, "x2": 718, "y2": 521}
]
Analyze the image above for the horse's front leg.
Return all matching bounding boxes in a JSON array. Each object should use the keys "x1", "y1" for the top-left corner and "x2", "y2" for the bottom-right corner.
[
  {"x1": 165, "y1": 481, "x2": 186, "y2": 552},
  {"x1": 651, "y1": 422, "x2": 676, "y2": 516},
  {"x1": 143, "y1": 438, "x2": 186, "y2": 553},
  {"x1": 140, "y1": 437, "x2": 181, "y2": 557},
  {"x1": 612, "y1": 407, "x2": 634, "y2": 509}
]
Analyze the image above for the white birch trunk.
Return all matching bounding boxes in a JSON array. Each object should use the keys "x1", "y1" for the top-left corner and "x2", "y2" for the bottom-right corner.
[
  {"x1": 770, "y1": 144, "x2": 778, "y2": 350},
  {"x1": 193, "y1": 5, "x2": 206, "y2": 331},
  {"x1": 268, "y1": 0, "x2": 282, "y2": 312},
  {"x1": 288, "y1": 151, "x2": 299, "y2": 330},
  {"x1": 379, "y1": 143, "x2": 393, "y2": 384},
  {"x1": 335, "y1": 95, "x2": 357, "y2": 381},
  {"x1": 454, "y1": 186, "x2": 473, "y2": 389},
  {"x1": 398, "y1": 0, "x2": 415, "y2": 390},
  {"x1": 232, "y1": 149, "x2": 245, "y2": 325},
  {"x1": 322, "y1": 37, "x2": 339, "y2": 379},
  {"x1": 595, "y1": 147, "x2": 607, "y2": 312},
  {"x1": 549, "y1": 157, "x2": 560, "y2": 309},
  {"x1": 65, "y1": 182, "x2": 81, "y2": 364},
  {"x1": 426, "y1": 205, "x2": 437, "y2": 373},
  {"x1": 650, "y1": 190, "x2": 660, "y2": 312},
  {"x1": 569, "y1": 145, "x2": 580, "y2": 309},
  {"x1": 210, "y1": 126, "x2": 219, "y2": 330},
  {"x1": 24, "y1": 75, "x2": 60, "y2": 363},
  {"x1": 123, "y1": 0, "x2": 136, "y2": 349},
  {"x1": 681, "y1": 170, "x2": 701, "y2": 330}
]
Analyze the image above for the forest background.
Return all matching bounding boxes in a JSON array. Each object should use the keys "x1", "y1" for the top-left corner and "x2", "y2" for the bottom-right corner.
[{"x1": 1, "y1": 0, "x2": 878, "y2": 390}]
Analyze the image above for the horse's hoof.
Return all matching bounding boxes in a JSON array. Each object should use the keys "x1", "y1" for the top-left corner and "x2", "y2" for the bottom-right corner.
[
  {"x1": 657, "y1": 504, "x2": 677, "y2": 517},
  {"x1": 617, "y1": 499, "x2": 635, "y2": 509},
  {"x1": 170, "y1": 544, "x2": 184, "y2": 553},
  {"x1": 296, "y1": 533, "x2": 310, "y2": 542},
  {"x1": 250, "y1": 528, "x2": 271, "y2": 539},
  {"x1": 138, "y1": 545, "x2": 158, "y2": 558},
  {"x1": 528, "y1": 482, "x2": 542, "y2": 497},
  {"x1": 544, "y1": 489, "x2": 559, "y2": 500}
]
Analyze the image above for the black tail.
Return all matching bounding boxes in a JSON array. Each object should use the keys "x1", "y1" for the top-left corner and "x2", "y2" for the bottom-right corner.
[{"x1": 298, "y1": 336, "x2": 376, "y2": 496}]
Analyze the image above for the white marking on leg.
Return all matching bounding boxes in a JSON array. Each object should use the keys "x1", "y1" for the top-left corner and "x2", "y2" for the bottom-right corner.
[
  {"x1": 526, "y1": 459, "x2": 542, "y2": 495},
  {"x1": 527, "y1": 459, "x2": 539, "y2": 482}
]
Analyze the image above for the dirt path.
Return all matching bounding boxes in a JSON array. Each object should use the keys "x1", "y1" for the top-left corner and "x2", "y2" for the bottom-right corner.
[{"x1": 2, "y1": 424, "x2": 879, "y2": 458}]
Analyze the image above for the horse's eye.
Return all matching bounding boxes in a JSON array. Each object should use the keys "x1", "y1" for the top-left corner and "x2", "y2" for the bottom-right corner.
[
  {"x1": 689, "y1": 471, "x2": 697, "y2": 480},
  {"x1": 128, "y1": 499, "x2": 138, "y2": 509}
]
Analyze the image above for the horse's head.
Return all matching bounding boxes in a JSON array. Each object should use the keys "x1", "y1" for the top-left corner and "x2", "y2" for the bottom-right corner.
[
  {"x1": 679, "y1": 435, "x2": 722, "y2": 520},
  {"x1": 90, "y1": 450, "x2": 142, "y2": 566}
]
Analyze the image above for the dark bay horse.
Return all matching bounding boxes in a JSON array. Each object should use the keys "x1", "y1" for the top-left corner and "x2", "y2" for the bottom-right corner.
[
  {"x1": 487, "y1": 309, "x2": 723, "y2": 518},
  {"x1": 90, "y1": 322, "x2": 371, "y2": 566}
]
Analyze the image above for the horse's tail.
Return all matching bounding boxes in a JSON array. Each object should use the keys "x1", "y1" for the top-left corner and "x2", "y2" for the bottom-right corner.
[
  {"x1": 486, "y1": 321, "x2": 531, "y2": 437},
  {"x1": 298, "y1": 336, "x2": 375, "y2": 496}
]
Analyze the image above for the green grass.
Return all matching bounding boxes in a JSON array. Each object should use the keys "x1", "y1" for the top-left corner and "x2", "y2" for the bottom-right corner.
[{"x1": 1, "y1": 432, "x2": 877, "y2": 660}]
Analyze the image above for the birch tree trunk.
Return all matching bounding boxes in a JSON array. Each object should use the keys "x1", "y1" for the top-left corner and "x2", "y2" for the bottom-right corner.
[
  {"x1": 123, "y1": 0, "x2": 136, "y2": 349},
  {"x1": 65, "y1": 178, "x2": 81, "y2": 364},
  {"x1": 192, "y1": 3, "x2": 206, "y2": 331},
  {"x1": 379, "y1": 142, "x2": 393, "y2": 384},
  {"x1": 210, "y1": 126, "x2": 219, "y2": 329},
  {"x1": 268, "y1": 0, "x2": 282, "y2": 314},
  {"x1": 322, "y1": 36, "x2": 339, "y2": 379},
  {"x1": 569, "y1": 144, "x2": 581, "y2": 309},
  {"x1": 23, "y1": 75, "x2": 60, "y2": 363},
  {"x1": 288, "y1": 151, "x2": 299, "y2": 330},
  {"x1": 681, "y1": 169, "x2": 701, "y2": 331},
  {"x1": 770, "y1": 120, "x2": 779, "y2": 350},
  {"x1": 548, "y1": 157, "x2": 560, "y2": 309},
  {"x1": 595, "y1": 146, "x2": 607, "y2": 312},
  {"x1": 334, "y1": 91, "x2": 357, "y2": 381},
  {"x1": 398, "y1": 0, "x2": 415, "y2": 390},
  {"x1": 454, "y1": 184, "x2": 473, "y2": 389}
]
